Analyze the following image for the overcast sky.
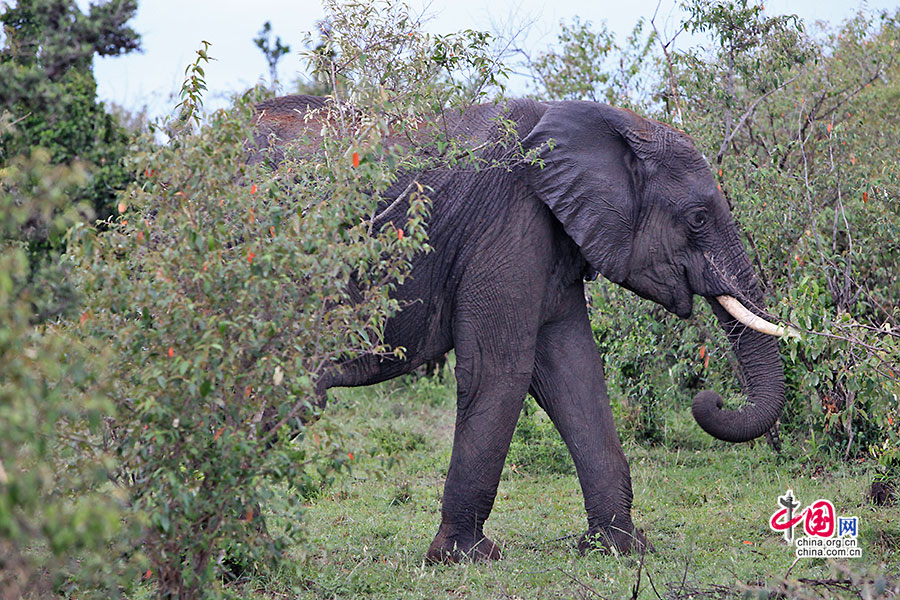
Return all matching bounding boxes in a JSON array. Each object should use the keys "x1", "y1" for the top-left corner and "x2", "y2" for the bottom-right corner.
[{"x1": 85, "y1": 0, "x2": 896, "y2": 120}]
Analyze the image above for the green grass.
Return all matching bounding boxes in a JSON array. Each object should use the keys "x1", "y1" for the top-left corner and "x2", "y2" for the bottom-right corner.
[{"x1": 242, "y1": 376, "x2": 899, "y2": 599}]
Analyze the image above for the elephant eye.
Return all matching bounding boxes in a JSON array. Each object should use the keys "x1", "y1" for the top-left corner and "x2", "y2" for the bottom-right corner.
[{"x1": 687, "y1": 209, "x2": 708, "y2": 229}]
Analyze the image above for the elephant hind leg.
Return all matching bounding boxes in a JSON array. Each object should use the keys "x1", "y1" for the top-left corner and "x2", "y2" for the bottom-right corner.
[{"x1": 529, "y1": 284, "x2": 648, "y2": 555}]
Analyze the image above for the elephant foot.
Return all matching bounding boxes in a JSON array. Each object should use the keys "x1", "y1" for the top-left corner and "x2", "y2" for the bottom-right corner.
[
  {"x1": 577, "y1": 524, "x2": 651, "y2": 556},
  {"x1": 425, "y1": 523, "x2": 502, "y2": 563}
]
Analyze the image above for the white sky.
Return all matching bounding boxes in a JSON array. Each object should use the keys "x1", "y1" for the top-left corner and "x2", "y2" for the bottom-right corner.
[{"x1": 86, "y1": 0, "x2": 897, "y2": 119}]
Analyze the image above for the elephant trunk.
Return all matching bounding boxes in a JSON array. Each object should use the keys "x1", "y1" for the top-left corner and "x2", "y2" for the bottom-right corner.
[{"x1": 691, "y1": 287, "x2": 786, "y2": 443}]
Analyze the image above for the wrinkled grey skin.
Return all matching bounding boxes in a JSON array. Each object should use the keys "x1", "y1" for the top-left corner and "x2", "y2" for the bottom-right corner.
[{"x1": 253, "y1": 96, "x2": 786, "y2": 562}]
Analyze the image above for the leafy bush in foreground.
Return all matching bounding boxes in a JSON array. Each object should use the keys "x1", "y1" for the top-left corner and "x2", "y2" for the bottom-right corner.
[
  {"x1": 69, "y1": 86, "x2": 425, "y2": 599},
  {"x1": 63, "y1": 1, "x2": 506, "y2": 594},
  {"x1": 0, "y1": 149, "x2": 135, "y2": 599}
]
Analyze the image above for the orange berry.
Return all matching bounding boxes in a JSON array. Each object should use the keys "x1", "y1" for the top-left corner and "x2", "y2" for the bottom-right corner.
[
  {"x1": 352, "y1": 152, "x2": 360, "y2": 168},
  {"x1": 397, "y1": 229, "x2": 404, "y2": 240},
  {"x1": 168, "y1": 347, "x2": 174, "y2": 358},
  {"x1": 117, "y1": 202, "x2": 127, "y2": 214},
  {"x1": 250, "y1": 184, "x2": 257, "y2": 194}
]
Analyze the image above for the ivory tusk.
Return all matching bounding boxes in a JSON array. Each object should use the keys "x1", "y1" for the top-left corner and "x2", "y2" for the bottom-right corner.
[{"x1": 716, "y1": 295, "x2": 801, "y2": 339}]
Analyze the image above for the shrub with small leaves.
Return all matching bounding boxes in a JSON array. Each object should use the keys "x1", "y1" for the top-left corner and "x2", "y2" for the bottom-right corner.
[
  {"x1": 67, "y1": 1, "x2": 508, "y2": 593},
  {"x1": 0, "y1": 148, "x2": 136, "y2": 599}
]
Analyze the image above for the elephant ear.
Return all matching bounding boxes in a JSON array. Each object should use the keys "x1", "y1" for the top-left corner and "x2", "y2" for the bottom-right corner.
[{"x1": 522, "y1": 102, "x2": 651, "y2": 283}]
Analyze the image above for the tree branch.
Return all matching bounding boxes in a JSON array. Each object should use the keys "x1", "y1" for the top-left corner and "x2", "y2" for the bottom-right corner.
[{"x1": 716, "y1": 72, "x2": 801, "y2": 163}]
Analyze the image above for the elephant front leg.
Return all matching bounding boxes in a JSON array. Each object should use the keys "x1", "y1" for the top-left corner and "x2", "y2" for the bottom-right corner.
[
  {"x1": 426, "y1": 334, "x2": 534, "y2": 562},
  {"x1": 530, "y1": 285, "x2": 648, "y2": 555}
]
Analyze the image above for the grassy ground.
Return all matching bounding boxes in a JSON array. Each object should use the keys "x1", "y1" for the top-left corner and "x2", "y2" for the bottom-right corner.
[{"x1": 246, "y1": 374, "x2": 900, "y2": 599}]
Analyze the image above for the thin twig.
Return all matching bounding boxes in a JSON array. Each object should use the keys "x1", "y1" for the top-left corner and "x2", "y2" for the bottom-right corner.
[
  {"x1": 715, "y1": 72, "x2": 801, "y2": 164},
  {"x1": 650, "y1": 0, "x2": 685, "y2": 124},
  {"x1": 629, "y1": 544, "x2": 645, "y2": 600},
  {"x1": 553, "y1": 567, "x2": 612, "y2": 600},
  {"x1": 368, "y1": 180, "x2": 418, "y2": 235}
]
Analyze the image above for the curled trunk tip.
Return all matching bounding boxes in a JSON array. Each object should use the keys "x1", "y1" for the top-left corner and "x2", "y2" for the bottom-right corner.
[
  {"x1": 691, "y1": 390, "x2": 775, "y2": 443},
  {"x1": 693, "y1": 296, "x2": 787, "y2": 444}
]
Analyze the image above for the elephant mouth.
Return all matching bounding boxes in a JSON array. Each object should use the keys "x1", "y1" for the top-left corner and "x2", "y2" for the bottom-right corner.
[
  {"x1": 621, "y1": 274, "x2": 693, "y2": 318},
  {"x1": 672, "y1": 294, "x2": 693, "y2": 319},
  {"x1": 686, "y1": 262, "x2": 799, "y2": 339},
  {"x1": 670, "y1": 265, "x2": 695, "y2": 318}
]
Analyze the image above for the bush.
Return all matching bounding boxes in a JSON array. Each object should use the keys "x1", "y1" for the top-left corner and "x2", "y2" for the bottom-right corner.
[
  {"x1": 62, "y1": 1, "x2": 507, "y2": 594},
  {"x1": 0, "y1": 148, "x2": 137, "y2": 599},
  {"x1": 674, "y1": 3, "x2": 900, "y2": 461},
  {"x1": 69, "y1": 82, "x2": 427, "y2": 599}
]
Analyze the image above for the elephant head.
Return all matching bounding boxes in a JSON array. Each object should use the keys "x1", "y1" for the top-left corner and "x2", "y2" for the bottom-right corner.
[{"x1": 523, "y1": 101, "x2": 787, "y2": 443}]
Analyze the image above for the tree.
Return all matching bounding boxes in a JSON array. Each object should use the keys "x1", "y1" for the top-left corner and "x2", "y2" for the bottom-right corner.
[
  {"x1": 526, "y1": 17, "x2": 657, "y2": 110},
  {"x1": 0, "y1": 0, "x2": 140, "y2": 221},
  {"x1": 254, "y1": 20, "x2": 290, "y2": 89}
]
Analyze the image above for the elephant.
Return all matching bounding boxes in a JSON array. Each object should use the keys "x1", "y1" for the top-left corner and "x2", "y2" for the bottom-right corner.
[{"x1": 252, "y1": 95, "x2": 789, "y2": 562}]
